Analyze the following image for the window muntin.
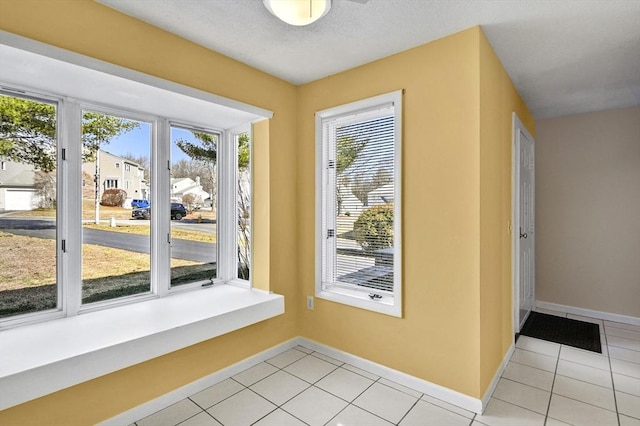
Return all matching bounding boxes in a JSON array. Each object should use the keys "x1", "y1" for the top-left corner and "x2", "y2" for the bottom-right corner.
[
  {"x1": 81, "y1": 111, "x2": 152, "y2": 305},
  {"x1": 169, "y1": 125, "x2": 219, "y2": 287},
  {"x1": 316, "y1": 91, "x2": 402, "y2": 317},
  {"x1": 0, "y1": 93, "x2": 59, "y2": 318}
]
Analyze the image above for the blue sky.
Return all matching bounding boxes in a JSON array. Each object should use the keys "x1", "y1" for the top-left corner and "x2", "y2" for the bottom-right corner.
[{"x1": 101, "y1": 124, "x2": 200, "y2": 164}]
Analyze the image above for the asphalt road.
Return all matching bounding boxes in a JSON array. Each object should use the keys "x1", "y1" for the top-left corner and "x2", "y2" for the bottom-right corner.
[{"x1": 0, "y1": 218, "x2": 216, "y2": 263}]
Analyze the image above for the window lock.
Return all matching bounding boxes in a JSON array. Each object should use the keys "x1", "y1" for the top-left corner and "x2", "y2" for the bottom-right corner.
[{"x1": 368, "y1": 293, "x2": 382, "y2": 300}]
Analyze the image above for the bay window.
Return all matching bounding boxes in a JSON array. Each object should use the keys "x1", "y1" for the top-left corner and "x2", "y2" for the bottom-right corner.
[{"x1": 0, "y1": 44, "x2": 264, "y2": 329}]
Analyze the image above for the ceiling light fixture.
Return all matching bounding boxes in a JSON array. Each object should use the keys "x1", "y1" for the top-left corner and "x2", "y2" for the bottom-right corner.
[{"x1": 263, "y1": 0, "x2": 332, "y2": 26}]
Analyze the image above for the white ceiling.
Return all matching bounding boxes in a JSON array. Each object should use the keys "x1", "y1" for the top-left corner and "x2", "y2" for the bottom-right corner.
[{"x1": 98, "y1": 0, "x2": 640, "y2": 119}]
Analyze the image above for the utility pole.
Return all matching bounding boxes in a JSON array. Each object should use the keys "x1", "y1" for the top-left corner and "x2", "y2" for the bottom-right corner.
[{"x1": 94, "y1": 149, "x2": 100, "y2": 225}]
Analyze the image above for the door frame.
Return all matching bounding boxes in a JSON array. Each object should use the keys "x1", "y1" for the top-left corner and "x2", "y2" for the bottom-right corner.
[{"x1": 512, "y1": 112, "x2": 536, "y2": 335}]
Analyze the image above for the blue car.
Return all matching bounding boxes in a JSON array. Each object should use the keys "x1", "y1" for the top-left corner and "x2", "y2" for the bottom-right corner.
[{"x1": 131, "y1": 199, "x2": 150, "y2": 208}]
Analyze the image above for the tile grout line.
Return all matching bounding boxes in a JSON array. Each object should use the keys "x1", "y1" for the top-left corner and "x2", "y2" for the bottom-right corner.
[
  {"x1": 394, "y1": 397, "x2": 421, "y2": 426},
  {"x1": 140, "y1": 336, "x2": 636, "y2": 426},
  {"x1": 542, "y1": 336, "x2": 560, "y2": 426},
  {"x1": 603, "y1": 328, "x2": 622, "y2": 426}
]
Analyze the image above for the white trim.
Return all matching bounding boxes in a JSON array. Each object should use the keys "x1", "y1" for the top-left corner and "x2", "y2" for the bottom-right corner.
[
  {"x1": 0, "y1": 285, "x2": 284, "y2": 410},
  {"x1": 227, "y1": 124, "x2": 253, "y2": 284},
  {"x1": 104, "y1": 336, "x2": 488, "y2": 423},
  {"x1": 315, "y1": 90, "x2": 403, "y2": 317},
  {"x1": 297, "y1": 338, "x2": 484, "y2": 414},
  {"x1": 536, "y1": 300, "x2": 640, "y2": 326},
  {"x1": 99, "y1": 338, "x2": 298, "y2": 426},
  {"x1": 0, "y1": 31, "x2": 273, "y2": 121},
  {"x1": 512, "y1": 112, "x2": 536, "y2": 334},
  {"x1": 481, "y1": 343, "x2": 515, "y2": 412}
]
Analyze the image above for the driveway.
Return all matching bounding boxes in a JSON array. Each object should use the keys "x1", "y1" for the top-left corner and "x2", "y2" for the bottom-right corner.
[{"x1": 0, "y1": 218, "x2": 216, "y2": 263}]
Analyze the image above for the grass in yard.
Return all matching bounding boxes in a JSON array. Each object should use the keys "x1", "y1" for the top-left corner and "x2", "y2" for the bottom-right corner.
[
  {"x1": 83, "y1": 223, "x2": 217, "y2": 243},
  {"x1": 0, "y1": 232, "x2": 56, "y2": 289},
  {"x1": 0, "y1": 231, "x2": 207, "y2": 317},
  {"x1": 171, "y1": 263, "x2": 217, "y2": 286}
]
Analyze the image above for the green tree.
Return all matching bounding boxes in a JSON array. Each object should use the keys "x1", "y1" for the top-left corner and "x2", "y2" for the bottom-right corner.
[
  {"x1": 1, "y1": 96, "x2": 57, "y2": 172},
  {"x1": 174, "y1": 131, "x2": 218, "y2": 208},
  {"x1": 335, "y1": 135, "x2": 368, "y2": 214},
  {"x1": 0, "y1": 96, "x2": 139, "y2": 171}
]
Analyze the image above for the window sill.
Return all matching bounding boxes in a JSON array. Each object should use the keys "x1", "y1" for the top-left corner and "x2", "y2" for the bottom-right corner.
[
  {"x1": 0, "y1": 284, "x2": 284, "y2": 410},
  {"x1": 317, "y1": 287, "x2": 400, "y2": 317}
]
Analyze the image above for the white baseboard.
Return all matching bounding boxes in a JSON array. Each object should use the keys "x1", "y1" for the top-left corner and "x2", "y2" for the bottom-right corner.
[
  {"x1": 99, "y1": 339, "x2": 299, "y2": 426},
  {"x1": 536, "y1": 301, "x2": 640, "y2": 326},
  {"x1": 103, "y1": 336, "x2": 515, "y2": 424},
  {"x1": 296, "y1": 337, "x2": 484, "y2": 414},
  {"x1": 481, "y1": 343, "x2": 515, "y2": 410}
]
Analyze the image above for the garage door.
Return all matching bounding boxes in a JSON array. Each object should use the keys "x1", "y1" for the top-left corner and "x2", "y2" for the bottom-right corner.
[{"x1": 6, "y1": 189, "x2": 37, "y2": 210}]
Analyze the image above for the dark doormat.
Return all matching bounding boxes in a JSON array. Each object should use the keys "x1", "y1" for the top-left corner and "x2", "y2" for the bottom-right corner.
[{"x1": 520, "y1": 311, "x2": 602, "y2": 353}]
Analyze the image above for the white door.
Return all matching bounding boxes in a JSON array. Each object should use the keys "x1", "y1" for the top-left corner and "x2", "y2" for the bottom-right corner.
[{"x1": 513, "y1": 114, "x2": 535, "y2": 333}]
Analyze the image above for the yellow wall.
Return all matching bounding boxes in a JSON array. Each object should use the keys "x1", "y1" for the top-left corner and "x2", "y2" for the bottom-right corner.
[
  {"x1": 296, "y1": 27, "x2": 533, "y2": 399},
  {"x1": 478, "y1": 31, "x2": 535, "y2": 393},
  {"x1": 0, "y1": 1, "x2": 535, "y2": 421},
  {"x1": 0, "y1": 1, "x2": 299, "y2": 424}
]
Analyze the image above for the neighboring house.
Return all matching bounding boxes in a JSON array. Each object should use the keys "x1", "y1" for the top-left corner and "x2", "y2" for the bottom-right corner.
[
  {"x1": 1, "y1": 150, "x2": 148, "y2": 211},
  {"x1": 170, "y1": 176, "x2": 209, "y2": 204},
  {"x1": 82, "y1": 149, "x2": 149, "y2": 202},
  {"x1": 0, "y1": 159, "x2": 38, "y2": 211}
]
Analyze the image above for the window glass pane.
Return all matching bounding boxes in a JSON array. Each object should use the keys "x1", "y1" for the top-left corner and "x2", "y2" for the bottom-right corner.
[
  {"x1": 236, "y1": 132, "x2": 251, "y2": 280},
  {"x1": 170, "y1": 126, "x2": 218, "y2": 286},
  {"x1": 330, "y1": 111, "x2": 395, "y2": 293},
  {"x1": 0, "y1": 93, "x2": 58, "y2": 318},
  {"x1": 81, "y1": 111, "x2": 151, "y2": 304}
]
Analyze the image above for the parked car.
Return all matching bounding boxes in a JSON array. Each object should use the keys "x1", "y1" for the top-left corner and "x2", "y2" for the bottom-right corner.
[
  {"x1": 131, "y1": 203, "x2": 187, "y2": 220},
  {"x1": 131, "y1": 199, "x2": 150, "y2": 208},
  {"x1": 131, "y1": 206, "x2": 150, "y2": 220},
  {"x1": 171, "y1": 203, "x2": 187, "y2": 220}
]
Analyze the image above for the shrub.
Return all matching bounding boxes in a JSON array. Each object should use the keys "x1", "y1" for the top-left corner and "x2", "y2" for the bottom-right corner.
[
  {"x1": 353, "y1": 204, "x2": 394, "y2": 252},
  {"x1": 101, "y1": 188, "x2": 127, "y2": 207}
]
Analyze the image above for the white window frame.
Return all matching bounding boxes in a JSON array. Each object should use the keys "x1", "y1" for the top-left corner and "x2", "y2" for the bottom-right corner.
[
  {"x1": 167, "y1": 122, "x2": 225, "y2": 291},
  {"x1": 228, "y1": 125, "x2": 253, "y2": 285},
  {"x1": 315, "y1": 90, "x2": 403, "y2": 317},
  {"x1": 0, "y1": 89, "x2": 254, "y2": 328}
]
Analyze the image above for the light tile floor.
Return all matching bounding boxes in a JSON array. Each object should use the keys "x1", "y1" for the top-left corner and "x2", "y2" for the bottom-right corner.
[{"x1": 134, "y1": 309, "x2": 640, "y2": 426}]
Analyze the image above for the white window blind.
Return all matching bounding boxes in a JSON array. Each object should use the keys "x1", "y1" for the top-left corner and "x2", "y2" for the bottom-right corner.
[{"x1": 317, "y1": 90, "x2": 401, "y2": 316}]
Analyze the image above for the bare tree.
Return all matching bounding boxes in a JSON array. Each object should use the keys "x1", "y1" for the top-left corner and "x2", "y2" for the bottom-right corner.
[
  {"x1": 181, "y1": 193, "x2": 202, "y2": 213},
  {"x1": 34, "y1": 171, "x2": 56, "y2": 208},
  {"x1": 350, "y1": 168, "x2": 392, "y2": 207},
  {"x1": 237, "y1": 133, "x2": 251, "y2": 280}
]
